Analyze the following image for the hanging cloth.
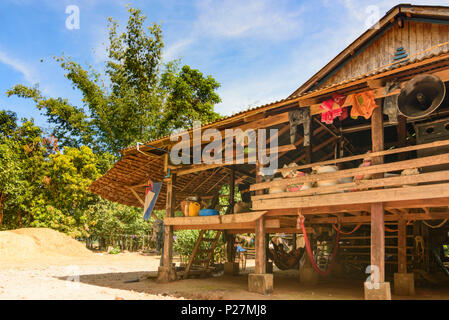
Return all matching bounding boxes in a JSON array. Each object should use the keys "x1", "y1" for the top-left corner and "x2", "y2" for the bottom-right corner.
[
  {"x1": 143, "y1": 180, "x2": 162, "y2": 221},
  {"x1": 349, "y1": 90, "x2": 379, "y2": 119},
  {"x1": 320, "y1": 93, "x2": 348, "y2": 124},
  {"x1": 289, "y1": 108, "x2": 311, "y2": 146},
  {"x1": 383, "y1": 80, "x2": 401, "y2": 123}
]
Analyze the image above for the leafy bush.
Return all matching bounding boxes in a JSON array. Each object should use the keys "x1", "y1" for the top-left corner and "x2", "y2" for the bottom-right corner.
[
  {"x1": 173, "y1": 229, "x2": 224, "y2": 265},
  {"x1": 109, "y1": 247, "x2": 121, "y2": 254}
]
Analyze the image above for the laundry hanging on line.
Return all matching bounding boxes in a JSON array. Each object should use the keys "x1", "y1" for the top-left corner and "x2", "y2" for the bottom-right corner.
[
  {"x1": 349, "y1": 90, "x2": 379, "y2": 120},
  {"x1": 319, "y1": 93, "x2": 348, "y2": 124},
  {"x1": 383, "y1": 80, "x2": 401, "y2": 123},
  {"x1": 288, "y1": 108, "x2": 311, "y2": 146},
  {"x1": 143, "y1": 180, "x2": 162, "y2": 221}
]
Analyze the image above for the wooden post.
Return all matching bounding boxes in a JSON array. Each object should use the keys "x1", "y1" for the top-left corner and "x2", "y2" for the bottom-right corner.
[
  {"x1": 397, "y1": 115, "x2": 407, "y2": 161},
  {"x1": 230, "y1": 166, "x2": 235, "y2": 213},
  {"x1": 255, "y1": 217, "x2": 266, "y2": 274},
  {"x1": 398, "y1": 219, "x2": 407, "y2": 273},
  {"x1": 371, "y1": 106, "x2": 385, "y2": 282},
  {"x1": 394, "y1": 218, "x2": 414, "y2": 295},
  {"x1": 365, "y1": 104, "x2": 391, "y2": 299},
  {"x1": 163, "y1": 174, "x2": 175, "y2": 268},
  {"x1": 227, "y1": 166, "x2": 236, "y2": 263},
  {"x1": 371, "y1": 202, "x2": 385, "y2": 282},
  {"x1": 255, "y1": 161, "x2": 263, "y2": 196}
]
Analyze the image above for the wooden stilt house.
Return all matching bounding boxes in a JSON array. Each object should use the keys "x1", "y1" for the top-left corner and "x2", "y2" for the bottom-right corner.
[{"x1": 90, "y1": 4, "x2": 449, "y2": 299}]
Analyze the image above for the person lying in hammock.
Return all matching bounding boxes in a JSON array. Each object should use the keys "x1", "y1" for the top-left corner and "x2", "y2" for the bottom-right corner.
[{"x1": 267, "y1": 238, "x2": 304, "y2": 270}]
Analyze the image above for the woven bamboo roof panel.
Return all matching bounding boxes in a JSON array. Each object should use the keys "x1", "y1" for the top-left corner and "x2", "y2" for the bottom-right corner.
[{"x1": 89, "y1": 152, "x2": 249, "y2": 210}]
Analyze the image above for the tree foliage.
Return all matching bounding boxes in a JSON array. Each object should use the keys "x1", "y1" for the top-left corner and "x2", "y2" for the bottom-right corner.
[
  {"x1": 7, "y1": 6, "x2": 222, "y2": 154},
  {"x1": 2, "y1": 6, "x2": 223, "y2": 248}
]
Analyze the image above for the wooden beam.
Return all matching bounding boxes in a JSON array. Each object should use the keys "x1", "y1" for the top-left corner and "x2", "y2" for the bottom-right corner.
[
  {"x1": 191, "y1": 168, "x2": 221, "y2": 193},
  {"x1": 397, "y1": 115, "x2": 407, "y2": 161},
  {"x1": 308, "y1": 211, "x2": 449, "y2": 224},
  {"x1": 163, "y1": 174, "x2": 175, "y2": 268},
  {"x1": 303, "y1": 53, "x2": 449, "y2": 104},
  {"x1": 255, "y1": 217, "x2": 266, "y2": 274},
  {"x1": 276, "y1": 139, "x2": 449, "y2": 175},
  {"x1": 308, "y1": 63, "x2": 449, "y2": 116},
  {"x1": 371, "y1": 105, "x2": 385, "y2": 283},
  {"x1": 398, "y1": 219, "x2": 407, "y2": 273},
  {"x1": 164, "y1": 211, "x2": 268, "y2": 226},
  {"x1": 226, "y1": 227, "x2": 314, "y2": 234},
  {"x1": 127, "y1": 186, "x2": 145, "y2": 206},
  {"x1": 252, "y1": 170, "x2": 449, "y2": 201},
  {"x1": 172, "y1": 219, "x2": 280, "y2": 231},
  {"x1": 229, "y1": 166, "x2": 235, "y2": 214},
  {"x1": 251, "y1": 152, "x2": 449, "y2": 191}
]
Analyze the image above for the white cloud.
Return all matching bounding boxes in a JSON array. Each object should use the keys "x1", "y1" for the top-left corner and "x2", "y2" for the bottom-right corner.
[
  {"x1": 163, "y1": 38, "x2": 194, "y2": 61},
  {"x1": 163, "y1": 0, "x2": 305, "y2": 61},
  {"x1": 194, "y1": 0, "x2": 304, "y2": 40},
  {"x1": 0, "y1": 50, "x2": 37, "y2": 84}
]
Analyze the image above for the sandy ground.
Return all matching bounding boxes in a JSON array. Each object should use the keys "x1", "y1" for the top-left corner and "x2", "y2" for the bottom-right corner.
[
  {"x1": 0, "y1": 252, "x2": 181, "y2": 300},
  {"x1": 1, "y1": 252, "x2": 449, "y2": 300},
  {"x1": 1, "y1": 228, "x2": 449, "y2": 300}
]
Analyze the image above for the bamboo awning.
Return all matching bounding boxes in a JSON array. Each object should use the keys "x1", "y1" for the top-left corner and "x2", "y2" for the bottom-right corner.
[{"x1": 89, "y1": 151, "x2": 251, "y2": 210}]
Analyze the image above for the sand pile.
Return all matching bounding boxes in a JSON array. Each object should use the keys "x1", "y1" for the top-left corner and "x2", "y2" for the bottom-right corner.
[{"x1": 0, "y1": 228, "x2": 92, "y2": 263}]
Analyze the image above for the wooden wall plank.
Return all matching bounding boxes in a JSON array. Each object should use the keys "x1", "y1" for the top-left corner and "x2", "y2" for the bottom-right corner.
[{"x1": 318, "y1": 22, "x2": 445, "y2": 89}]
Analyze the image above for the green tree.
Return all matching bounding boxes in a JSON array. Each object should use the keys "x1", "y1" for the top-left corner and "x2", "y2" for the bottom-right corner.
[
  {"x1": 0, "y1": 112, "x2": 50, "y2": 229},
  {"x1": 7, "y1": 6, "x2": 221, "y2": 154},
  {"x1": 28, "y1": 146, "x2": 113, "y2": 237}
]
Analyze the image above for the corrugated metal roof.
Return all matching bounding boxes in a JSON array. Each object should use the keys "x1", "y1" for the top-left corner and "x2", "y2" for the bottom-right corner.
[
  {"x1": 120, "y1": 95, "x2": 299, "y2": 153},
  {"x1": 121, "y1": 49, "x2": 449, "y2": 155}
]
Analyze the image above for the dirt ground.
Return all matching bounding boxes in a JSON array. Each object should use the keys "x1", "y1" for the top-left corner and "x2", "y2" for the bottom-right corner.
[
  {"x1": 2, "y1": 252, "x2": 449, "y2": 300},
  {"x1": 1, "y1": 228, "x2": 449, "y2": 300}
]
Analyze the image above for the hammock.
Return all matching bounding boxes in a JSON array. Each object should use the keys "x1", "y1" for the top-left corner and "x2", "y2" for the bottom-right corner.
[
  {"x1": 423, "y1": 219, "x2": 448, "y2": 229},
  {"x1": 332, "y1": 223, "x2": 362, "y2": 235},
  {"x1": 300, "y1": 217, "x2": 340, "y2": 276},
  {"x1": 267, "y1": 242, "x2": 304, "y2": 270}
]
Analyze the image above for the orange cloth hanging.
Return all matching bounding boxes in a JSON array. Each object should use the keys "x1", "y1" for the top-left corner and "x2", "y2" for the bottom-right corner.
[{"x1": 349, "y1": 91, "x2": 379, "y2": 119}]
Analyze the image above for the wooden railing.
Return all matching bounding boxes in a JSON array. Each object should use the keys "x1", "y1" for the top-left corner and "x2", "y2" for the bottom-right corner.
[{"x1": 250, "y1": 140, "x2": 449, "y2": 210}]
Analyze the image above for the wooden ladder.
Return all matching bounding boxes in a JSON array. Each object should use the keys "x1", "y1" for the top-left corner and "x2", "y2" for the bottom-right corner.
[{"x1": 183, "y1": 230, "x2": 222, "y2": 279}]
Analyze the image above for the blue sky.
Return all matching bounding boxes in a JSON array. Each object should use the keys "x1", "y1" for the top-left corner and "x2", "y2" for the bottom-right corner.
[{"x1": 0, "y1": 0, "x2": 445, "y2": 132}]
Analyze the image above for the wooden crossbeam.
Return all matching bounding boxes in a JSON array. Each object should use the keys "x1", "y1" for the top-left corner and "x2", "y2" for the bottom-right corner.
[
  {"x1": 251, "y1": 153, "x2": 449, "y2": 191},
  {"x1": 308, "y1": 211, "x2": 449, "y2": 224},
  {"x1": 252, "y1": 183, "x2": 449, "y2": 211},
  {"x1": 165, "y1": 211, "x2": 267, "y2": 226},
  {"x1": 126, "y1": 186, "x2": 145, "y2": 206},
  {"x1": 252, "y1": 170, "x2": 449, "y2": 201},
  {"x1": 276, "y1": 139, "x2": 449, "y2": 174}
]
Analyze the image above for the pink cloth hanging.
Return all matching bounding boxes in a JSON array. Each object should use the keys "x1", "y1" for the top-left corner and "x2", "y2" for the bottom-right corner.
[{"x1": 320, "y1": 93, "x2": 348, "y2": 124}]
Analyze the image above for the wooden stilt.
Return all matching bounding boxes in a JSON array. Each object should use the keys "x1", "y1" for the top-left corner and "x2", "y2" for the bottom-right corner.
[
  {"x1": 398, "y1": 219, "x2": 407, "y2": 273},
  {"x1": 255, "y1": 217, "x2": 266, "y2": 274},
  {"x1": 158, "y1": 174, "x2": 177, "y2": 283},
  {"x1": 226, "y1": 166, "x2": 236, "y2": 263},
  {"x1": 394, "y1": 218, "x2": 415, "y2": 295},
  {"x1": 371, "y1": 106, "x2": 385, "y2": 282},
  {"x1": 371, "y1": 202, "x2": 385, "y2": 282},
  {"x1": 365, "y1": 105, "x2": 391, "y2": 299},
  {"x1": 163, "y1": 174, "x2": 175, "y2": 267}
]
